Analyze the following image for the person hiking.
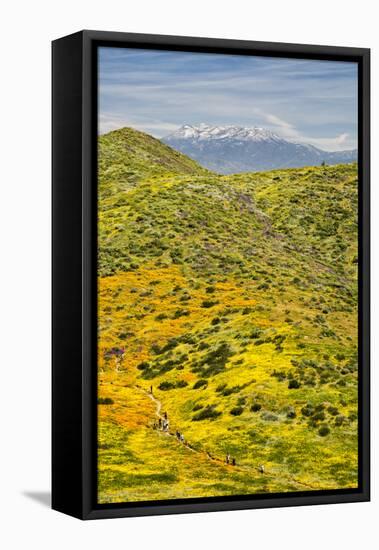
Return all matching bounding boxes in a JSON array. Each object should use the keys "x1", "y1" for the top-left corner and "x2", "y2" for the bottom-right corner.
[
  {"x1": 180, "y1": 433, "x2": 185, "y2": 443},
  {"x1": 158, "y1": 418, "x2": 162, "y2": 429},
  {"x1": 232, "y1": 458, "x2": 236, "y2": 466},
  {"x1": 150, "y1": 385, "x2": 153, "y2": 394},
  {"x1": 226, "y1": 454, "x2": 230, "y2": 464},
  {"x1": 259, "y1": 464, "x2": 265, "y2": 474},
  {"x1": 164, "y1": 411, "x2": 168, "y2": 420}
]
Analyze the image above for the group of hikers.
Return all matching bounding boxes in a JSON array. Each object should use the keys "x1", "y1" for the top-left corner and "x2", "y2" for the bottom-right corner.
[
  {"x1": 225, "y1": 454, "x2": 236, "y2": 466},
  {"x1": 149, "y1": 385, "x2": 265, "y2": 475},
  {"x1": 154, "y1": 411, "x2": 170, "y2": 432},
  {"x1": 175, "y1": 430, "x2": 185, "y2": 443}
]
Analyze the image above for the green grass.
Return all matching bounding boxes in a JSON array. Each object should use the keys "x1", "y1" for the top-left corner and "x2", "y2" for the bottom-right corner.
[{"x1": 97, "y1": 127, "x2": 358, "y2": 503}]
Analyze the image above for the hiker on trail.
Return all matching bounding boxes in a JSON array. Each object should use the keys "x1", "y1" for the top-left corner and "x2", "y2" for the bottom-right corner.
[
  {"x1": 180, "y1": 433, "x2": 185, "y2": 443},
  {"x1": 176, "y1": 431, "x2": 180, "y2": 440},
  {"x1": 232, "y1": 458, "x2": 236, "y2": 466},
  {"x1": 226, "y1": 454, "x2": 230, "y2": 465},
  {"x1": 164, "y1": 411, "x2": 168, "y2": 420},
  {"x1": 150, "y1": 385, "x2": 153, "y2": 394},
  {"x1": 163, "y1": 419, "x2": 169, "y2": 432},
  {"x1": 259, "y1": 465, "x2": 265, "y2": 474},
  {"x1": 158, "y1": 418, "x2": 162, "y2": 429}
]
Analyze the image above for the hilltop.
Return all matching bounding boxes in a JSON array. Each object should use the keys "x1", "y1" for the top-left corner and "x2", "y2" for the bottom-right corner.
[
  {"x1": 99, "y1": 126, "x2": 209, "y2": 197},
  {"x1": 163, "y1": 123, "x2": 357, "y2": 173},
  {"x1": 97, "y1": 127, "x2": 358, "y2": 503}
]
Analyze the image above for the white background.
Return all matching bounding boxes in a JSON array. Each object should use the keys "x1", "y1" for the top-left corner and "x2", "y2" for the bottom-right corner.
[{"x1": 0, "y1": 0, "x2": 376, "y2": 548}]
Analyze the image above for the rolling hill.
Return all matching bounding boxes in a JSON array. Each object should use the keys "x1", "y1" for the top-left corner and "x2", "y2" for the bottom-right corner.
[
  {"x1": 162, "y1": 124, "x2": 357, "y2": 174},
  {"x1": 97, "y1": 127, "x2": 358, "y2": 503}
]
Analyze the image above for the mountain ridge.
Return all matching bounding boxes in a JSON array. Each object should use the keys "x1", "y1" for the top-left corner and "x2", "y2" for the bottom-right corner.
[{"x1": 163, "y1": 123, "x2": 357, "y2": 174}]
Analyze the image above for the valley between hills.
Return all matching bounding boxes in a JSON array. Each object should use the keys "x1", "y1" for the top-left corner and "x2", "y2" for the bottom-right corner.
[{"x1": 97, "y1": 127, "x2": 358, "y2": 503}]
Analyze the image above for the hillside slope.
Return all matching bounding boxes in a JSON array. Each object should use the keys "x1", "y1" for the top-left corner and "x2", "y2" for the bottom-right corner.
[
  {"x1": 97, "y1": 128, "x2": 358, "y2": 503},
  {"x1": 99, "y1": 127, "x2": 209, "y2": 197}
]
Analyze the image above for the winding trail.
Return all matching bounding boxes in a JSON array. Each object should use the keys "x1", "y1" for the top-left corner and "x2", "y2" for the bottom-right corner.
[
  {"x1": 134, "y1": 384, "x2": 320, "y2": 491},
  {"x1": 102, "y1": 379, "x2": 320, "y2": 491},
  {"x1": 135, "y1": 385, "x2": 201, "y2": 457}
]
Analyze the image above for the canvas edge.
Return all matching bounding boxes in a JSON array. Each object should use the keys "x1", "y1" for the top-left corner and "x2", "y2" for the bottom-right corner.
[{"x1": 52, "y1": 30, "x2": 370, "y2": 520}]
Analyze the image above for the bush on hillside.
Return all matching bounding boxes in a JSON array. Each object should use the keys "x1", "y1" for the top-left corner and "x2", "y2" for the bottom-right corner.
[
  {"x1": 193, "y1": 379, "x2": 208, "y2": 389},
  {"x1": 230, "y1": 406, "x2": 244, "y2": 416},
  {"x1": 192, "y1": 405, "x2": 221, "y2": 421},
  {"x1": 318, "y1": 425, "x2": 330, "y2": 437},
  {"x1": 98, "y1": 397, "x2": 114, "y2": 405}
]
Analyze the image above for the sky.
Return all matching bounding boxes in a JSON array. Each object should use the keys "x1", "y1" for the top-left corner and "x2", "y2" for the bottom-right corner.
[{"x1": 98, "y1": 47, "x2": 358, "y2": 152}]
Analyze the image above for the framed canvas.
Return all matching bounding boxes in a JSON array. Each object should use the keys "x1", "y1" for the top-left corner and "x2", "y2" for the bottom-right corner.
[{"x1": 52, "y1": 30, "x2": 370, "y2": 520}]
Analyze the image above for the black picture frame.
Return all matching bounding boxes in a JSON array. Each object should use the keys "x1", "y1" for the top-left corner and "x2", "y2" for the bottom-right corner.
[{"x1": 52, "y1": 30, "x2": 370, "y2": 520}]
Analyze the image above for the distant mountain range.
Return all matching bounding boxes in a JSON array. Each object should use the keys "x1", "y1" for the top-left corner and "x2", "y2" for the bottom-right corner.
[{"x1": 162, "y1": 124, "x2": 357, "y2": 174}]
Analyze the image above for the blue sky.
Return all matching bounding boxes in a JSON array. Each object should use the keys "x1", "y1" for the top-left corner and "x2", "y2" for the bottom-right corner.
[{"x1": 98, "y1": 47, "x2": 358, "y2": 151}]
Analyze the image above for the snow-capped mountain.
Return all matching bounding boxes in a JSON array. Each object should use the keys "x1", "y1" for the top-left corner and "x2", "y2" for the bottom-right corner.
[{"x1": 162, "y1": 124, "x2": 357, "y2": 174}]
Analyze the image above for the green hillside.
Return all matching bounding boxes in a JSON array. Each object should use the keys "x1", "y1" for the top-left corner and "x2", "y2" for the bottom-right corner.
[
  {"x1": 97, "y1": 127, "x2": 358, "y2": 503},
  {"x1": 99, "y1": 127, "x2": 209, "y2": 196}
]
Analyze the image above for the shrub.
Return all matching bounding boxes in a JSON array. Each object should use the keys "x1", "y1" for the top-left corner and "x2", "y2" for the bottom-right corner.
[
  {"x1": 216, "y1": 383, "x2": 227, "y2": 393},
  {"x1": 198, "y1": 341, "x2": 210, "y2": 350},
  {"x1": 155, "y1": 313, "x2": 168, "y2": 321},
  {"x1": 192, "y1": 403, "x2": 204, "y2": 412},
  {"x1": 301, "y1": 404, "x2": 314, "y2": 417},
  {"x1": 230, "y1": 406, "x2": 244, "y2": 416},
  {"x1": 335, "y1": 414, "x2": 346, "y2": 426},
  {"x1": 251, "y1": 403, "x2": 262, "y2": 412},
  {"x1": 318, "y1": 425, "x2": 330, "y2": 437},
  {"x1": 250, "y1": 327, "x2": 263, "y2": 339},
  {"x1": 176, "y1": 380, "x2": 188, "y2": 388},
  {"x1": 137, "y1": 361, "x2": 150, "y2": 371},
  {"x1": 193, "y1": 379, "x2": 208, "y2": 389},
  {"x1": 221, "y1": 385, "x2": 240, "y2": 396},
  {"x1": 159, "y1": 381, "x2": 175, "y2": 391},
  {"x1": 288, "y1": 379, "x2": 301, "y2": 389},
  {"x1": 201, "y1": 300, "x2": 219, "y2": 308},
  {"x1": 192, "y1": 405, "x2": 221, "y2": 421},
  {"x1": 173, "y1": 309, "x2": 190, "y2": 319},
  {"x1": 312, "y1": 411, "x2": 326, "y2": 422},
  {"x1": 198, "y1": 343, "x2": 233, "y2": 377},
  {"x1": 271, "y1": 370, "x2": 286, "y2": 381},
  {"x1": 258, "y1": 282, "x2": 269, "y2": 290},
  {"x1": 98, "y1": 397, "x2": 114, "y2": 405},
  {"x1": 160, "y1": 338, "x2": 179, "y2": 353},
  {"x1": 254, "y1": 338, "x2": 265, "y2": 346}
]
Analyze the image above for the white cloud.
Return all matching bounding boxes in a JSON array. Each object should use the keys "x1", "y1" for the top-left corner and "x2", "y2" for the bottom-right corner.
[
  {"x1": 253, "y1": 110, "x2": 355, "y2": 151},
  {"x1": 99, "y1": 113, "x2": 178, "y2": 136},
  {"x1": 98, "y1": 49, "x2": 358, "y2": 150}
]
